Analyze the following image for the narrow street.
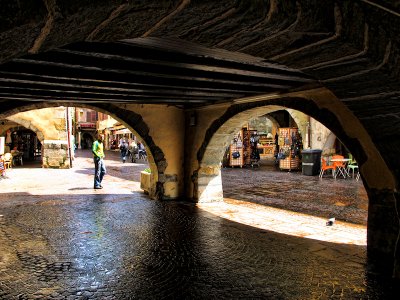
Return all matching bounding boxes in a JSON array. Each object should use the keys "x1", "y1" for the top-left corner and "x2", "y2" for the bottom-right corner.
[{"x1": 0, "y1": 151, "x2": 395, "y2": 298}]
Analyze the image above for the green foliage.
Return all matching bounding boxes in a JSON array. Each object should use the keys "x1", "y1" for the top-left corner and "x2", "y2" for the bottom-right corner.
[{"x1": 143, "y1": 167, "x2": 151, "y2": 173}]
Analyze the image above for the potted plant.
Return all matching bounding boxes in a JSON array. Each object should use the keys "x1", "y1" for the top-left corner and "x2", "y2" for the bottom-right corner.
[{"x1": 140, "y1": 167, "x2": 151, "y2": 194}]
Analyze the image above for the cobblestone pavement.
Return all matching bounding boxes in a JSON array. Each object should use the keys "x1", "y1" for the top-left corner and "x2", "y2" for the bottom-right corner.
[
  {"x1": 221, "y1": 162, "x2": 368, "y2": 226},
  {"x1": 0, "y1": 151, "x2": 396, "y2": 299}
]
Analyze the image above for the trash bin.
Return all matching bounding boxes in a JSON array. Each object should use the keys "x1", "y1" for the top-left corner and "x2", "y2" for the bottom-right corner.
[{"x1": 301, "y1": 149, "x2": 322, "y2": 176}]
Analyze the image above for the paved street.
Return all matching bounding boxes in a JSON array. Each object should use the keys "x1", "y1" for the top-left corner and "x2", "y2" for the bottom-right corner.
[{"x1": 0, "y1": 151, "x2": 396, "y2": 299}]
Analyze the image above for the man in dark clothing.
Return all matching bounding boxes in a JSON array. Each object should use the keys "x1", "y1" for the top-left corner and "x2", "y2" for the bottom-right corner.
[{"x1": 119, "y1": 138, "x2": 128, "y2": 163}]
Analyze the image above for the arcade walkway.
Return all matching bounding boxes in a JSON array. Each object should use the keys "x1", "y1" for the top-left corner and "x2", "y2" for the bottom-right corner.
[{"x1": 0, "y1": 151, "x2": 396, "y2": 298}]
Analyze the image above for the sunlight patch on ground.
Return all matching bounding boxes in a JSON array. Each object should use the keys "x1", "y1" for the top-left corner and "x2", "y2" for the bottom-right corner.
[
  {"x1": 0, "y1": 168, "x2": 141, "y2": 196},
  {"x1": 197, "y1": 198, "x2": 367, "y2": 246}
]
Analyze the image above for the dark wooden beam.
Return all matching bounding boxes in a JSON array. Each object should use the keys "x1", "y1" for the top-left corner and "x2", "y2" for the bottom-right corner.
[
  {"x1": 0, "y1": 94, "x2": 210, "y2": 104},
  {"x1": 0, "y1": 71, "x2": 267, "y2": 95},
  {"x1": 0, "y1": 77, "x2": 249, "y2": 99}
]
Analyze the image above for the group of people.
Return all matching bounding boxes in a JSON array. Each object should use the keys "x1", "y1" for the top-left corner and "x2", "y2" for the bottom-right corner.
[
  {"x1": 91, "y1": 134, "x2": 147, "y2": 189},
  {"x1": 118, "y1": 138, "x2": 146, "y2": 163}
]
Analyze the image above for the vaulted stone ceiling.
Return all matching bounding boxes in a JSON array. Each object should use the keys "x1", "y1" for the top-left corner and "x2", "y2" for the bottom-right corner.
[{"x1": 0, "y1": 0, "x2": 399, "y2": 177}]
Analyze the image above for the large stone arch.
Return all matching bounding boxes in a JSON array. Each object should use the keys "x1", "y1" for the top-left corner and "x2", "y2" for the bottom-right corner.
[
  {"x1": 194, "y1": 87, "x2": 398, "y2": 276},
  {"x1": 196, "y1": 89, "x2": 395, "y2": 196},
  {"x1": 0, "y1": 101, "x2": 169, "y2": 200}
]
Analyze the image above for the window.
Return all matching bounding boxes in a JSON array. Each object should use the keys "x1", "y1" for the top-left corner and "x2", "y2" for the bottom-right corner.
[{"x1": 86, "y1": 110, "x2": 98, "y2": 122}]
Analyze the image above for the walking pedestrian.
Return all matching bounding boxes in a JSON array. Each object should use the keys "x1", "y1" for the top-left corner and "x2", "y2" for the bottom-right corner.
[
  {"x1": 119, "y1": 138, "x2": 128, "y2": 163},
  {"x1": 92, "y1": 134, "x2": 106, "y2": 189},
  {"x1": 128, "y1": 139, "x2": 138, "y2": 163},
  {"x1": 137, "y1": 141, "x2": 147, "y2": 160}
]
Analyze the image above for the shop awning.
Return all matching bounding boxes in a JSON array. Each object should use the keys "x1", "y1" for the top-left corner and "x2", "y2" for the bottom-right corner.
[
  {"x1": 79, "y1": 123, "x2": 96, "y2": 128},
  {"x1": 115, "y1": 128, "x2": 131, "y2": 135}
]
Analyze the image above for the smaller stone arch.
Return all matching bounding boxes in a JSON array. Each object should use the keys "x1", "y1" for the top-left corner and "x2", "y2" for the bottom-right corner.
[
  {"x1": 195, "y1": 90, "x2": 395, "y2": 201},
  {"x1": 1, "y1": 118, "x2": 45, "y2": 143},
  {"x1": 194, "y1": 105, "x2": 317, "y2": 202},
  {"x1": 0, "y1": 102, "x2": 168, "y2": 200},
  {"x1": 195, "y1": 105, "x2": 285, "y2": 202},
  {"x1": 0, "y1": 118, "x2": 45, "y2": 160}
]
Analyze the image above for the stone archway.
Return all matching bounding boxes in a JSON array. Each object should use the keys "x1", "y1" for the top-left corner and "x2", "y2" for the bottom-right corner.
[
  {"x1": 0, "y1": 102, "x2": 168, "y2": 200},
  {"x1": 196, "y1": 92, "x2": 395, "y2": 203},
  {"x1": 195, "y1": 105, "x2": 284, "y2": 202},
  {"x1": 194, "y1": 105, "x2": 313, "y2": 203},
  {"x1": 194, "y1": 89, "x2": 398, "y2": 277}
]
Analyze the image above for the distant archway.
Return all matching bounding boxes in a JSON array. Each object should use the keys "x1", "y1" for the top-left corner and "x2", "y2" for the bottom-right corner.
[{"x1": 0, "y1": 102, "x2": 167, "y2": 200}]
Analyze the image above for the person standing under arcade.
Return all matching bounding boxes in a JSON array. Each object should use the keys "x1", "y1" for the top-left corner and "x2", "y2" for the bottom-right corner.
[{"x1": 92, "y1": 134, "x2": 106, "y2": 189}]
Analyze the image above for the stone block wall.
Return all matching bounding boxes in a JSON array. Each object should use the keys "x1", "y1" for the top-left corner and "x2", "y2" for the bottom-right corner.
[{"x1": 42, "y1": 140, "x2": 70, "y2": 168}]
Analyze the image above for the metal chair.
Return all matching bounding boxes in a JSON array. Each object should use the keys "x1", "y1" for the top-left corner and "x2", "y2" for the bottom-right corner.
[
  {"x1": 332, "y1": 155, "x2": 347, "y2": 178},
  {"x1": 319, "y1": 157, "x2": 335, "y2": 178},
  {"x1": 347, "y1": 154, "x2": 359, "y2": 178}
]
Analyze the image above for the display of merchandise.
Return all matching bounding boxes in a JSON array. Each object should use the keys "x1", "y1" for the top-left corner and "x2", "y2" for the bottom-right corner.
[
  {"x1": 229, "y1": 126, "x2": 297, "y2": 169},
  {"x1": 249, "y1": 132, "x2": 260, "y2": 167},
  {"x1": 257, "y1": 133, "x2": 275, "y2": 158},
  {"x1": 242, "y1": 128, "x2": 257, "y2": 166},
  {"x1": 277, "y1": 127, "x2": 302, "y2": 171},
  {"x1": 229, "y1": 132, "x2": 244, "y2": 167},
  {"x1": 229, "y1": 127, "x2": 263, "y2": 168}
]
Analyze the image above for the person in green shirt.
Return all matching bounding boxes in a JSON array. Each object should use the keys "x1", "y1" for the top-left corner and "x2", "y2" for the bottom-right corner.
[{"x1": 92, "y1": 134, "x2": 106, "y2": 189}]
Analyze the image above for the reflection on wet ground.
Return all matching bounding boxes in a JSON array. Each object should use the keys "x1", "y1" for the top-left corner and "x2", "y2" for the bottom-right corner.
[{"x1": 0, "y1": 152, "x2": 397, "y2": 298}]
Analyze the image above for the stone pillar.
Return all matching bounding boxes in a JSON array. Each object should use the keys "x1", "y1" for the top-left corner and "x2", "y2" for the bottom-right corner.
[
  {"x1": 78, "y1": 131, "x2": 81, "y2": 149},
  {"x1": 42, "y1": 140, "x2": 70, "y2": 168},
  {"x1": 367, "y1": 189, "x2": 400, "y2": 278},
  {"x1": 196, "y1": 165, "x2": 224, "y2": 202},
  {"x1": 128, "y1": 104, "x2": 185, "y2": 200}
]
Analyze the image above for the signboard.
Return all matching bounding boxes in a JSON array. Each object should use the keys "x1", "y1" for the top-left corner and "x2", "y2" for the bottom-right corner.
[{"x1": 0, "y1": 137, "x2": 4, "y2": 155}]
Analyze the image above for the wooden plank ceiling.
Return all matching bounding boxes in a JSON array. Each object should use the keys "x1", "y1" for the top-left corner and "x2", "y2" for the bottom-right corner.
[{"x1": 0, "y1": 37, "x2": 318, "y2": 107}]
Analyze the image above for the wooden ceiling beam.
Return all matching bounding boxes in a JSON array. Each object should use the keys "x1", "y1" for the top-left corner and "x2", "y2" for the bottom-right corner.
[
  {"x1": 47, "y1": 48, "x2": 314, "y2": 85},
  {"x1": 0, "y1": 71, "x2": 268, "y2": 95},
  {"x1": 0, "y1": 77, "x2": 248, "y2": 99},
  {"x1": 65, "y1": 40, "x2": 314, "y2": 79},
  {"x1": 1, "y1": 59, "x2": 295, "y2": 93},
  {"x1": 0, "y1": 87, "x2": 221, "y2": 103},
  {"x1": 0, "y1": 94, "x2": 211, "y2": 104}
]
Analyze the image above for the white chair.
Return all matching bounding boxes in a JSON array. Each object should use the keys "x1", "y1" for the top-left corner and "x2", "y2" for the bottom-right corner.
[{"x1": 3, "y1": 153, "x2": 12, "y2": 169}]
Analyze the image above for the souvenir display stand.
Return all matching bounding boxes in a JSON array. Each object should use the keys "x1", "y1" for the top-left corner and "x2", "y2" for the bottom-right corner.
[
  {"x1": 278, "y1": 127, "x2": 301, "y2": 171},
  {"x1": 229, "y1": 132, "x2": 244, "y2": 167},
  {"x1": 257, "y1": 133, "x2": 275, "y2": 159},
  {"x1": 249, "y1": 131, "x2": 260, "y2": 167},
  {"x1": 242, "y1": 128, "x2": 257, "y2": 165}
]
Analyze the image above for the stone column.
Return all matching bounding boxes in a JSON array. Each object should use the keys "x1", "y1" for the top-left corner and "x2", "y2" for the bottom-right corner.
[
  {"x1": 367, "y1": 189, "x2": 400, "y2": 278},
  {"x1": 196, "y1": 165, "x2": 223, "y2": 202},
  {"x1": 78, "y1": 131, "x2": 81, "y2": 149}
]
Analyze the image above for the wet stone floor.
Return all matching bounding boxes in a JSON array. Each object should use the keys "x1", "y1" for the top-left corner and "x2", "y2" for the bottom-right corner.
[{"x1": 0, "y1": 151, "x2": 397, "y2": 299}]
